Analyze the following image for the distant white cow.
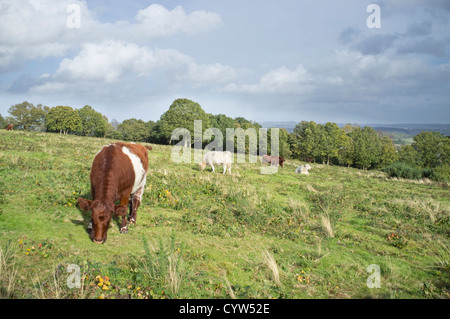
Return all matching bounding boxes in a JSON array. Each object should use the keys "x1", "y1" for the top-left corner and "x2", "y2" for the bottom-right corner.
[
  {"x1": 199, "y1": 151, "x2": 232, "y2": 175},
  {"x1": 295, "y1": 164, "x2": 311, "y2": 175}
]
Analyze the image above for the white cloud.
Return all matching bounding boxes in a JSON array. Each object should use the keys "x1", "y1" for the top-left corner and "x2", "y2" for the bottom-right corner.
[
  {"x1": 224, "y1": 64, "x2": 314, "y2": 94},
  {"x1": 31, "y1": 40, "x2": 238, "y2": 94},
  {"x1": 0, "y1": 1, "x2": 223, "y2": 72},
  {"x1": 134, "y1": 4, "x2": 222, "y2": 37},
  {"x1": 0, "y1": 0, "x2": 89, "y2": 70},
  {"x1": 54, "y1": 41, "x2": 188, "y2": 82},
  {"x1": 178, "y1": 63, "x2": 237, "y2": 86},
  {"x1": 30, "y1": 81, "x2": 66, "y2": 94},
  {"x1": 222, "y1": 49, "x2": 450, "y2": 107}
]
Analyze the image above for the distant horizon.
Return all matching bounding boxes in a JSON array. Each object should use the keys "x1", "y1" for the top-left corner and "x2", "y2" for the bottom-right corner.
[
  {"x1": 3, "y1": 100, "x2": 450, "y2": 127},
  {"x1": 259, "y1": 121, "x2": 450, "y2": 125},
  {"x1": 259, "y1": 121, "x2": 450, "y2": 135}
]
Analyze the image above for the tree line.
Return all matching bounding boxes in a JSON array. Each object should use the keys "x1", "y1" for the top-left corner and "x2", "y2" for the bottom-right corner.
[{"x1": 2, "y1": 99, "x2": 449, "y2": 181}]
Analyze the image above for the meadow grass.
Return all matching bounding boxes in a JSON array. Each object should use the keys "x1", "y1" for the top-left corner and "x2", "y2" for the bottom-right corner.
[{"x1": 0, "y1": 130, "x2": 449, "y2": 299}]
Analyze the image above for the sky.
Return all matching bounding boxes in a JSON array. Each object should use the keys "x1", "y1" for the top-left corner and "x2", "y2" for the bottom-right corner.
[{"x1": 1, "y1": 0, "x2": 449, "y2": 124}]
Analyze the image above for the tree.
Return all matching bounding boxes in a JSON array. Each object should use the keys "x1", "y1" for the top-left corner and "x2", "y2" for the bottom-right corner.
[
  {"x1": 208, "y1": 113, "x2": 238, "y2": 151},
  {"x1": 156, "y1": 98, "x2": 211, "y2": 146},
  {"x1": 342, "y1": 123, "x2": 360, "y2": 134},
  {"x1": 77, "y1": 105, "x2": 107, "y2": 137},
  {"x1": 338, "y1": 134, "x2": 354, "y2": 167},
  {"x1": 46, "y1": 106, "x2": 81, "y2": 134},
  {"x1": 320, "y1": 122, "x2": 347, "y2": 165},
  {"x1": 117, "y1": 118, "x2": 151, "y2": 142},
  {"x1": 278, "y1": 128, "x2": 292, "y2": 158},
  {"x1": 231, "y1": 117, "x2": 261, "y2": 155},
  {"x1": 7, "y1": 101, "x2": 46, "y2": 131},
  {"x1": 0, "y1": 113, "x2": 5, "y2": 128},
  {"x1": 398, "y1": 144, "x2": 418, "y2": 167},
  {"x1": 350, "y1": 126, "x2": 381, "y2": 170},
  {"x1": 379, "y1": 136, "x2": 398, "y2": 167},
  {"x1": 291, "y1": 121, "x2": 322, "y2": 162},
  {"x1": 146, "y1": 120, "x2": 157, "y2": 143},
  {"x1": 412, "y1": 131, "x2": 449, "y2": 168}
]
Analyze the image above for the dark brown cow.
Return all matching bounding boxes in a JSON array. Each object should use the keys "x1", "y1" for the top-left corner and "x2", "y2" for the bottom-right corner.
[
  {"x1": 261, "y1": 155, "x2": 285, "y2": 167},
  {"x1": 5, "y1": 124, "x2": 13, "y2": 131},
  {"x1": 77, "y1": 142, "x2": 150, "y2": 244}
]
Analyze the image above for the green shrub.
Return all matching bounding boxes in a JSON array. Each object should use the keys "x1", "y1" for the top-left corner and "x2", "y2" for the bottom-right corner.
[
  {"x1": 384, "y1": 162, "x2": 450, "y2": 183},
  {"x1": 383, "y1": 162, "x2": 422, "y2": 180},
  {"x1": 428, "y1": 164, "x2": 450, "y2": 183}
]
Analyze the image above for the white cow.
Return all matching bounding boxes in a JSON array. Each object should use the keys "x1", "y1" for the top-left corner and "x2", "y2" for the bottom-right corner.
[
  {"x1": 199, "y1": 151, "x2": 232, "y2": 175},
  {"x1": 295, "y1": 164, "x2": 311, "y2": 175}
]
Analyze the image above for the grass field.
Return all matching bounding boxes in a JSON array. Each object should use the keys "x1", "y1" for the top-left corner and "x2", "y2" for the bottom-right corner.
[{"x1": 0, "y1": 130, "x2": 449, "y2": 299}]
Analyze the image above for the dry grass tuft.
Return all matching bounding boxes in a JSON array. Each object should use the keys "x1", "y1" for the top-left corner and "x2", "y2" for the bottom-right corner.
[
  {"x1": 306, "y1": 184, "x2": 317, "y2": 193},
  {"x1": 262, "y1": 250, "x2": 281, "y2": 286},
  {"x1": 0, "y1": 242, "x2": 18, "y2": 298},
  {"x1": 321, "y1": 214, "x2": 334, "y2": 238},
  {"x1": 288, "y1": 196, "x2": 309, "y2": 220}
]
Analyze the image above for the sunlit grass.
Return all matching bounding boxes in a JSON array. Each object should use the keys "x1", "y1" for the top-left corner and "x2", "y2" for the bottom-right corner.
[{"x1": 0, "y1": 129, "x2": 449, "y2": 299}]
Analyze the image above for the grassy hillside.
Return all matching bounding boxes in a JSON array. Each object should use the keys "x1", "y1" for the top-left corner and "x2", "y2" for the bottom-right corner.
[{"x1": 0, "y1": 130, "x2": 449, "y2": 299}]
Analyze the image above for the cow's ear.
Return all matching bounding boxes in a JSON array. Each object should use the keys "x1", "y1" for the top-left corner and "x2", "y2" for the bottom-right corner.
[
  {"x1": 77, "y1": 197, "x2": 92, "y2": 212},
  {"x1": 114, "y1": 205, "x2": 127, "y2": 217}
]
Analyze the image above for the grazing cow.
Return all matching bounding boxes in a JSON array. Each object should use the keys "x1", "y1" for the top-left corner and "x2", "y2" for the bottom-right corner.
[
  {"x1": 5, "y1": 124, "x2": 13, "y2": 131},
  {"x1": 295, "y1": 164, "x2": 311, "y2": 175},
  {"x1": 199, "y1": 151, "x2": 232, "y2": 175},
  {"x1": 77, "y1": 142, "x2": 150, "y2": 244},
  {"x1": 262, "y1": 155, "x2": 285, "y2": 167}
]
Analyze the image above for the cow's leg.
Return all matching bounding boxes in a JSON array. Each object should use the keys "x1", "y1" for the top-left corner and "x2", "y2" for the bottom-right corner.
[
  {"x1": 228, "y1": 164, "x2": 231, "y2": 175},
  {"x1": 120, "y1": 215, "x2": 128, "y2": 233},
  {"x1": 211, "y1": 164, "x2": 215, "y2": 173},
  {"x1": 117, "y1": 193, "x2": 131, "y2": 234},
  {"x1": 129, "y1": 186, "x2": 144, "y2": 224},
  {"x1": 223, "y1": 164, "x2": 226, "y2": 175},
  {"x1": 87, "y1": 187, "x2": 95, "y2": 234}
]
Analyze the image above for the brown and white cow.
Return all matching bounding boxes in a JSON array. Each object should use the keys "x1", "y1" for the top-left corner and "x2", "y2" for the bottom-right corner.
[
  {"x1": 261, "y1": 155, "x2": 285, "y2": 167},
  {"x1": 77, "y1": 142, "x2": 150, "y2": 244},
  {"x1": 5, "y1": 124, "x2": 13, "y2": 131}
]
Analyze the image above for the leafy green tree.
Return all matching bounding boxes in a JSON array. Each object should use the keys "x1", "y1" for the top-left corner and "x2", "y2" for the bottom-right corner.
[
  {"x1": 342, "y1": 123, "x2": 360, "y2": 134},
  {"x1": 320, "y1": 122, "x2": 347, "y2": 165},
  {"x1": 230, "y1": 117, "x2": 261, "y2": 155},
  {"x1": 0, "y1": 113, "x2": 5, "y2": 128},
  {"x1": 278, "y1": 128, "x2": 292, "y2": 158},
  {"x1": 146, "y1": 120, "x2": 157, "y2": 143},
  {"x1": 266, "y1": 127, "x2": 291, "y2": 158},
  {"x1": 7, "y1": 101, "x2": 46, "y2": 131},
  {"x1": 104, "y1": 121, "x2": 117, "y2": 139},
  {"x1": 117, "y1": 118, "x2": 151, "y2": 142},
  {"x1": 234, "y1": 117, "x2": 262, "y2": 130},
  {"x1": 338, "y1": 134, "x2": 354, "y2": 167},
  {"x1": 412, "y1": 131, "x2": 449, "y2": 168},
  {"x1": 289, "y1": 130, "x2": 301, "y2": 160},
  {"x1": 379, "y1": 136, "x2": 398, "y2": 167},
  {"x1": 77, "y1": 105, "x2": 107, "y2": 137},
  {"x1": 291, "y1": 121, "x2": 322, "y2": 162},
  {"x1": 398, "y1": 145, "x2": 418, "y2": 167},
  {"x1": 156, "y1": 98, "x2": 211, "y2": 146},
  {"x1": 350, "y1": 126, "x2": 381, "y2": 170},
  {"x1": 45, "y1": 106, "x2": 81, "y2": 134},
  {"x1": 208, "y1": 113, "x2": 238, "y2": 151}
]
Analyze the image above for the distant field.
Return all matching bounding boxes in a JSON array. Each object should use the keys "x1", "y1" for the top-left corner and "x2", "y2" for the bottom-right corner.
[{"x1": 0, "y1": 130, "x2": 449, "y2": 299}]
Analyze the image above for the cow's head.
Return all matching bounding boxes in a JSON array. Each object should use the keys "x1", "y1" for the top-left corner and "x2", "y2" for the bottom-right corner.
[
  {"x1": 77, "y1": 197, "x2": 126, "y2": 244},
  {"x1": 279, "y1": 156, "x2": 285, "y2": 167},
  {"x1": 198, "y1": 161, "x2": 207, "y2": 171}
]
